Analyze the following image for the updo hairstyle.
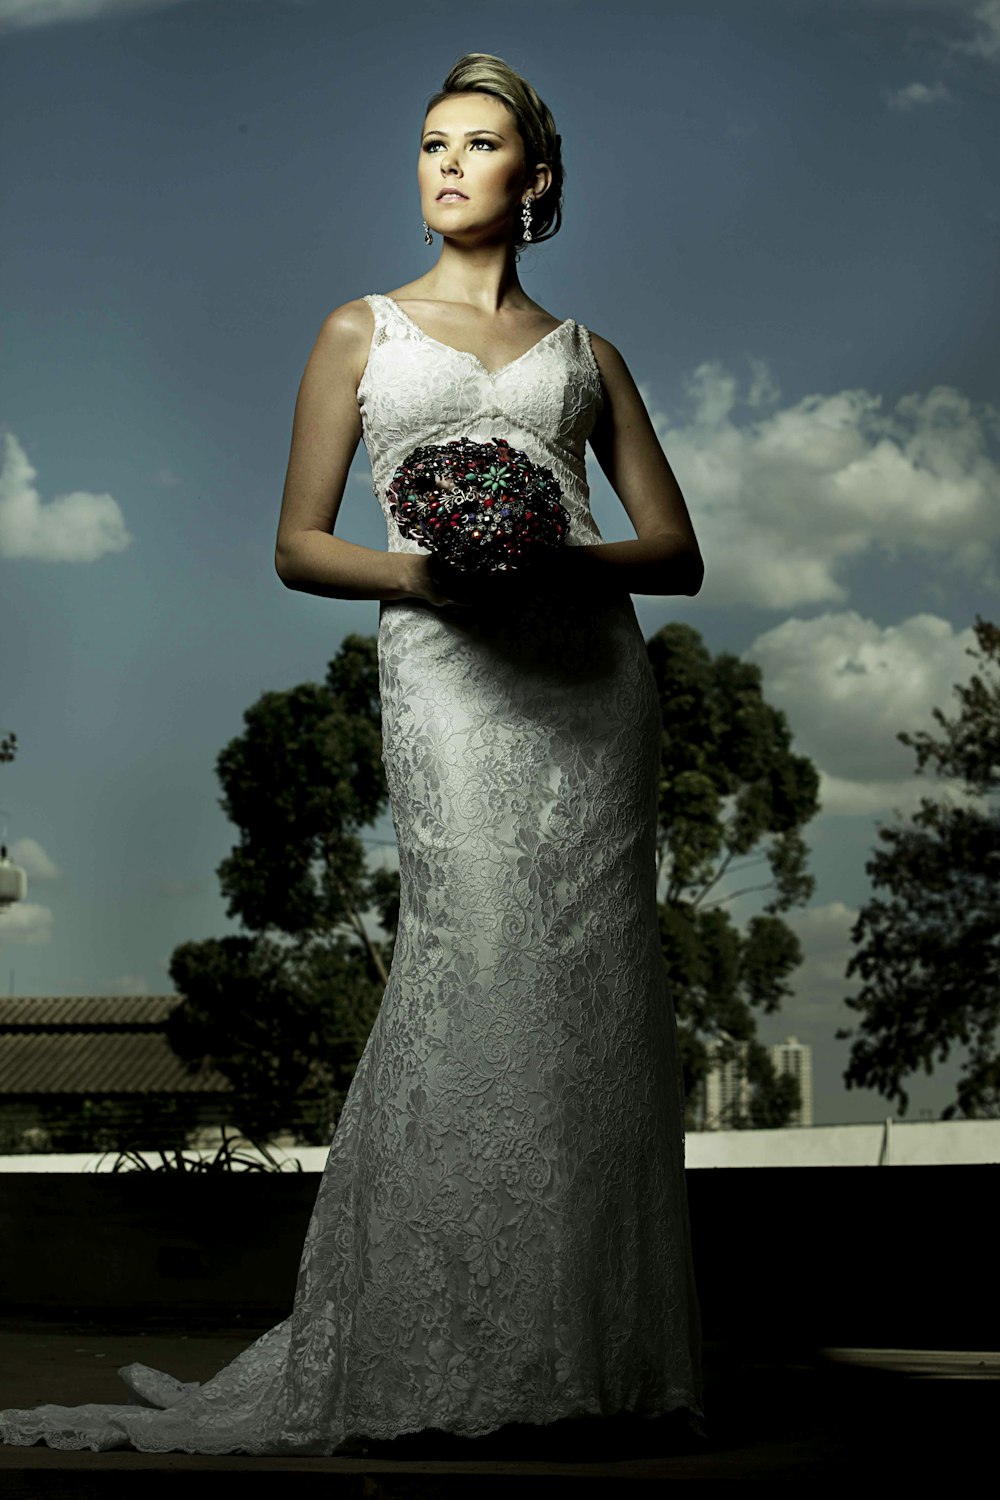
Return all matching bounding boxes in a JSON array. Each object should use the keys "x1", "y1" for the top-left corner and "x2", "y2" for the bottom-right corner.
[{"x1": 424, "y1": 53, "x2": 564, "y2": 252}]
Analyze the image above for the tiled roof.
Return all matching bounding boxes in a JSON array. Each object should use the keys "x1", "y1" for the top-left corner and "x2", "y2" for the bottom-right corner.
[
  {"x1": 0, "y1": 1032, "x2": 233, "y2": 1094},
  {"x1": 0, "y1": 995, "x2": 179, "y2": 1028},
  {"x1": 0, "y1": 995, "x2": 233, "y2": 1096}
]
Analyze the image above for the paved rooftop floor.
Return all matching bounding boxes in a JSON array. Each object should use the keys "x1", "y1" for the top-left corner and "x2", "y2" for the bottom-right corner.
[{"x1": 0, "y1": 1321, "x2": 996, "y2": 1491}]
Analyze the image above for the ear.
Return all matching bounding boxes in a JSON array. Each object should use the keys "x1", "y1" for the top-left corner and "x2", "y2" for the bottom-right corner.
[{"x1": 529, "y1": 162, "x2": 553, "y2": 200}]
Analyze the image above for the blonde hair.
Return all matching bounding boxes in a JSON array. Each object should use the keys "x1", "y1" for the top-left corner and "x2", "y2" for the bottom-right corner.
[{"x1": 424, "y1": 53, "x2": 564, "y2": 251}]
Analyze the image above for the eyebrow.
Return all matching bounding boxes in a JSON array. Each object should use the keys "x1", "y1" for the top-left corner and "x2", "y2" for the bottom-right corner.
[{"x1": 421, "y1": 128, "x2": 506, "y2": 140}]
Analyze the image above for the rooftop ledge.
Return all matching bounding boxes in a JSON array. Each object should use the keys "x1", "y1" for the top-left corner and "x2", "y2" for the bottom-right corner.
[{"x1": 1, "y1": 1115, "x2": 997, "y2": 1172}]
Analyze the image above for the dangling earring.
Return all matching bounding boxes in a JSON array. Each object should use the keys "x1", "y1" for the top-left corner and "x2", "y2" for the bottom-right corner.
[
  {"x1": 423, "y1": 219, "x2": 432, "y2": 245},
  {"x1": 521, "y1": 197, "x2": 533, "y2": 242}
]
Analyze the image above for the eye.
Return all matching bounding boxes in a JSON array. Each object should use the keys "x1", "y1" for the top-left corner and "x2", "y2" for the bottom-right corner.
[{"x1": 422, "y1": 139, "x2": 496, "y2": 153}]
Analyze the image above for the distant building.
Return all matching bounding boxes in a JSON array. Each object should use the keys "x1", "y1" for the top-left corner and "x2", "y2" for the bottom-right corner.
[
  {"x1": 768, "y1": 1035, "x2": 813, "y2": 1127},
  {"x1": 0, "y1": 994, "x2": 237, "y2": 1153},
  {"x1": 697, "y1": 1038, "x2": 751, "y2": 1131}
]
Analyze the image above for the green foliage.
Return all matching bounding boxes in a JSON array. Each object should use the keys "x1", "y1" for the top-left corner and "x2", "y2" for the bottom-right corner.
[
  {"x1": 168, "y1": 622, "x2": 821, "y2": 1145},
  {"x1": 214, "y1": 634, "x2": 391, "y2": 939},
  {"x1": 166, "y1": 635, "x2": 396, "y2": 1146},
  {"x1": 99, "y1": 1124, "x2": 305, "y2": 1173},
  {"x1": 166, "y1": 931, "x2": 384, "y2": 1144},
  {"x1": 647, "y1": 623, "x2": 821, "y2": 1128},
  {"x1": 744, "y1": 1040, "x2": 804, "y2": 1127},
  {"x1": 838, "y1": 616, "x2": 1000, "y2": 1119},
  {"x1": 16, "y1": 1095, "x2": 202, "y2": 1156}
]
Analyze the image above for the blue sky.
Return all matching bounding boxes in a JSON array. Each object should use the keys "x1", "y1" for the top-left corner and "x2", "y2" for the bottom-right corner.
[{"x1": 0, "y1": 0, "x2": 997, "y2": 1124}]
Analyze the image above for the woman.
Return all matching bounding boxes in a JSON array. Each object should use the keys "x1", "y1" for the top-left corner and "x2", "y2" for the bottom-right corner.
[{"x1": 0, "y1": 51, "x2": 705, "y2": 1457}]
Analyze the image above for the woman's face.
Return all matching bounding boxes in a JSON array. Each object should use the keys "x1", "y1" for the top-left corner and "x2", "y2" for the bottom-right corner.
[{"x1": 419, "y1": 92, "x2": 545, "y2": 244}]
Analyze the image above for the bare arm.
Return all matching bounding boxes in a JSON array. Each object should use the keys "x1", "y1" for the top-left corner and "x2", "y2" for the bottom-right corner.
[
  {"x1": 274, "y1": 300, "x2": 453, "y2": 605},
  {"x1": 566, "y1": 332, "x2": 704, "y2": 598}
]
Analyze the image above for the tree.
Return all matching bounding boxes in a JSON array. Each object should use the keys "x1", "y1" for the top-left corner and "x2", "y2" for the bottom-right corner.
[
  {"x1": 165, "y1": 635, "x2": 398, "y2": 1144},
  {"x1": 166, "y1": 931, "x2": 385, "y2": 1144},
  {"x1": 169, "y1": 623, "x2": 819, "y2": 1143},
  {"x1": 27, "y1": 1095, "x2": 202, "y2": 1156},
  {"x1": 837, "y1": 616, "x2": 1000, "y2": 1119},
  {"x1": 647, "y1": 623, "x2": 821, "y2": 1129}
]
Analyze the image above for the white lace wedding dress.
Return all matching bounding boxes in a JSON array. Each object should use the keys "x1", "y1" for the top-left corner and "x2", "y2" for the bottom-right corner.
[{"x1": 0, "y1": 292, "x2": 704, "y2": 1455}]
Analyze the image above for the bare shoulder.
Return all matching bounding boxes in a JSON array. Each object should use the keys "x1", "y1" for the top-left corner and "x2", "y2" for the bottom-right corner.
[
  {"x1": 312, "y1": 297, "x2": 376, "y2": 389},
  {"x1": 584, "y1": 329, "x2": 630, "y2": 384},
  {"x1": 583, "y1": 328, "x2": 659, "y2": 465}
]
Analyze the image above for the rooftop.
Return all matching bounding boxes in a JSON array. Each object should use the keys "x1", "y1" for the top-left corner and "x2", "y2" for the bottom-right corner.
[
  {"x1": 0, "y1": 994, "x2": 231, "y2": 1096},
  {"x1": 0, "y1": 1324, "x2": 994, "y2": 1483}
]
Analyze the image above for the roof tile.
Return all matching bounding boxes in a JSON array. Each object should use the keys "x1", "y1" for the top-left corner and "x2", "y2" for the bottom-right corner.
[
  {"x1": 0, "y1": 995, "x2": 179, "y2": 1028},
  {"x1": 0, "y1": 1033, "x2": 233, "y2": 1094}
]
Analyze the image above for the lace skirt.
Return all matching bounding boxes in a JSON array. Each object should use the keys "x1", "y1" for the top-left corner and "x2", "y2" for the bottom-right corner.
[{"x1": 0, "y1": 587, "x2": 703, "y2": 1456}]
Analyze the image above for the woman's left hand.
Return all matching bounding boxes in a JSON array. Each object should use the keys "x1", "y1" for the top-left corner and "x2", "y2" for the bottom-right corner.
[{"x1": 430, "y1": 547, "x2": 577, "y2": 611}]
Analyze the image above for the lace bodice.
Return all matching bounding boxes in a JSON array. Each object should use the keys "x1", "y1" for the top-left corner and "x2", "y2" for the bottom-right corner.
[{"x1": 357, "y1": 293, "x2": 607, "y2": 553}]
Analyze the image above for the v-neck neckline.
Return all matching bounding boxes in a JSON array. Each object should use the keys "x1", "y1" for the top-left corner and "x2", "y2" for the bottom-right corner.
[{"x1": 379, "y1": 295, "x2": 573, "y2": 378}]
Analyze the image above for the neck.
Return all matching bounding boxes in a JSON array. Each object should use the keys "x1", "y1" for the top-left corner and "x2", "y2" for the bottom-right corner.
[{"x1": 419, "y1": 235, "x2": 528, "y2": 314}]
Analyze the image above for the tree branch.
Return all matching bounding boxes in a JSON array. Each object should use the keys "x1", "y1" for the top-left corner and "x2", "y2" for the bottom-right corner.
[
  {"x1": 701, "y1": 880, "x2": 779, "y2": 909},
  {"x1": 327, "y1": 865, "x2": 389, "y2": 987},
  {"x1": 691, "y1": 845, "x2": 736, "y2": 908}
]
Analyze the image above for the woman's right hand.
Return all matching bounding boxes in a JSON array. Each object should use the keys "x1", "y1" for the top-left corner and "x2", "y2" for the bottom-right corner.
[
  {"x1": 405, "y1": 553, "x2": 472, "y2": 609},
  {"x1": 406, "y1": 552, "x2": 555, "y2": 612}
]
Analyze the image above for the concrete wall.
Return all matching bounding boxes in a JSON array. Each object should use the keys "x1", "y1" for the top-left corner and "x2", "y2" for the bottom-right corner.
[
  {"x1": 684, "y1": 1117, "x2": 1000, "y2": 1167},
  {"x1": 2, "y1": 1116, "x2": 997, "y2": 1172},
  {"x1": 0, "y1": 1166, "x2": 994, "y2": 1349}
]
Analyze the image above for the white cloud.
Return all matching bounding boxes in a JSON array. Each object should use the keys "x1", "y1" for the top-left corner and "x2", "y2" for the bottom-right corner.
[
  {"x1": 0, "y1": 0, "x2": 192, "y2": 32},
  {"x1": 781, "y1": 900, "x2": 862, "y2": 1025},
  {"x1": 156, "y1": 876, "x2": 205, "y2": 898},
  {"x1": 951, "y1": 0, "x2": 1000, "y2": 61},
  {"x1": 814, "y1": 770, "x2": 935, "y2": 818},
  {"x1": 0, "y1": 431, "x2": 132, "y2": 562},
  {"x1": 857, "y1": 0, "x2": 1000, "y2": 67},
  {"x1": 885, "y1": 79, "x2": 953, "y2": 108},
  {"x1": 108, "y1": 972, "x2": 150, "y2": 993},
  {"x1": 6, "y1": 838, "x2": 61, "y2": 881},
  {"x1": 0, "y1": 900, "x2": 53, "y2": 945},
  {"x1": 744, "y1": 610, "x2": 985, "y2": 814},
  {"x1": 648, "y1": 365, "x2": 1000, "y2": 609}
]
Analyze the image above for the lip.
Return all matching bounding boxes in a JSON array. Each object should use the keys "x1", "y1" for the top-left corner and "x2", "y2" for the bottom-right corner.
[{"x1": 436, "y1": 190, "x2": 468, "y2": 201}]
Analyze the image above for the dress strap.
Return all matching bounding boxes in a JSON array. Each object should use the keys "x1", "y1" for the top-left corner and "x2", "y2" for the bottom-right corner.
[
  {"x1": 363, "y1": 291, "x2": 385, "y2": 329},
  {"x1": 362, "y1": 293, "x2": 398, "y2": 352},
  {"x1": 364, "y1": 294, "x2": 410, "y2": 349},
  {"x1": 576, "y1": 322, "x2": 604, "y2": 408}
]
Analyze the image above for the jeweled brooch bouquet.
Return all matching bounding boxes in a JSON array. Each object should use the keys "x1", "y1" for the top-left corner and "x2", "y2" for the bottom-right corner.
[{"x1": 385, "y1": 436, "x2": 570, "y2": 573}]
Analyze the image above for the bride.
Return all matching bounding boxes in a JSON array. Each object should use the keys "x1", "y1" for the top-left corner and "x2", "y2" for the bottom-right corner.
[{"x1": 0, "y1": 50, "x2": 707, "y2": 1457}]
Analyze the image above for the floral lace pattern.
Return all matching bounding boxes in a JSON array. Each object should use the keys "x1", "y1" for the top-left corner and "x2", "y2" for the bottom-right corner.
[{"x1": 0, "y1": 291, "x2": 703, "y2": 1455}]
